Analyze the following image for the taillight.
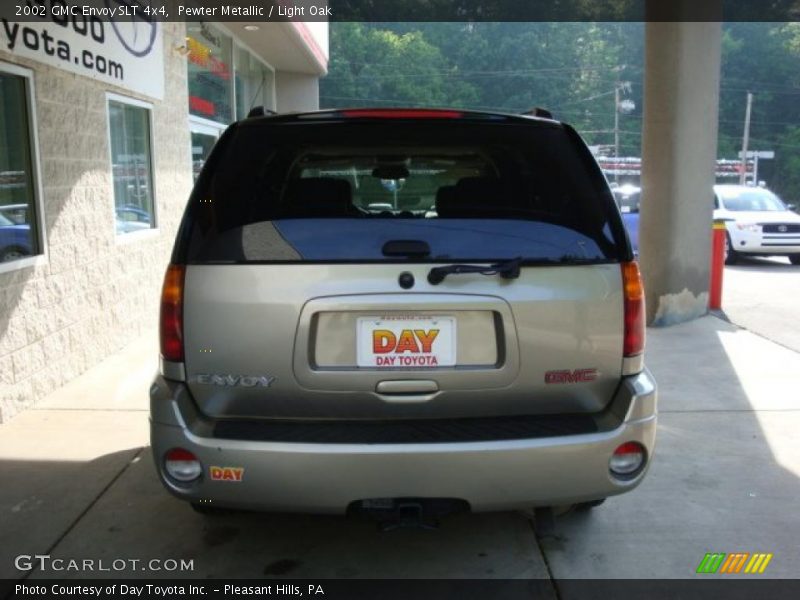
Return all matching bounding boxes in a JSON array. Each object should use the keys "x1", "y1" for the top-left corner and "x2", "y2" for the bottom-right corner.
[
  {"x1": 164, "y1": 448, "x2": 202, "y2": 482},
  {"x1": 609, "y1": 441, "x2": 646, "y2": 478},
  {"x1": 339, "y1": 109, "x2": 464, "y2": 119},
  {"x1": 621, "y1": 261, "x2": 645, "y2": 358},
  {"x1": 160, "y1": 264, "x2": 185, "y2": 362}
]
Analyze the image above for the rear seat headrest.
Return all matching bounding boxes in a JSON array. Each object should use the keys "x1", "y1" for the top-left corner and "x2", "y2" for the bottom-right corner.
[
  {"x1": 282, "y1": 178, "x2": 355, "y2": 217},
  {"x1": 435, "y1": 185, "x2": 457, "y2": 218},
  {"x1": 437, "y1": 177, "x2": 516, "y2": 218},
  {"x1": 456, "y1": 177, "x2": 516, "y2": 207}
]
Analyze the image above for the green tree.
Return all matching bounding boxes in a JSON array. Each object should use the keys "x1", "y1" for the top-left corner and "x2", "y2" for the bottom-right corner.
[
  {"x1": 321, "y1": 23, "x2": 478, "y2": 108},
  {"x1": 321, "y1": 22, "x2": 800, "y2": 197},
  {"x1": 772, "y1": 127, "x2": 800, "y2": 203},
  {"x1": 322, "y1": 22, "x2": 645, "y2": 151}
]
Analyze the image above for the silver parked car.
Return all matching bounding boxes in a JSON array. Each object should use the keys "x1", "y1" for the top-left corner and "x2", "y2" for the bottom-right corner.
[{"x1": 150, "y1": 108, "x2": 657, "y2": 517}]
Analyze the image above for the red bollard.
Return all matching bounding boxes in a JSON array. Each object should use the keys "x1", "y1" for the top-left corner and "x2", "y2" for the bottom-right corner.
[{"x1": 709, "y1": 220, "x2": 726, "y2": 310}]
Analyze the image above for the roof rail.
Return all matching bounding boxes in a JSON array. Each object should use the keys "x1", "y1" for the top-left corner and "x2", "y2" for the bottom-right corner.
[
  {"x1": 247, "y1": 106, "x2": 278, "y2": 118},
  {"x1": 520, "y1": 107, "x2": 554, "y2": 119}
]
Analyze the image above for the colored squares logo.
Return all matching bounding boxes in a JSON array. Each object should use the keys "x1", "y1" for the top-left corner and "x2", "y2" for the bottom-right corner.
[{"x1": 697, "y1": 552, "x2": 773, "y2": 574}]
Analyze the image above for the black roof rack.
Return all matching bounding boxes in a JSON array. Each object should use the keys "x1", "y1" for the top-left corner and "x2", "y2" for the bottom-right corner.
[
  {"x1": 247, "y1": 106, "x2": 278, "y2": 118},
  {"x1": 520, "y1": 107, "x2": 554, "y2": 119}
]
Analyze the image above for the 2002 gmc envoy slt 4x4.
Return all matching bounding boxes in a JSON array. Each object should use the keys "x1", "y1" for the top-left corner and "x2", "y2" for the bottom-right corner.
[{"x1": 150, "y1": 107, "x2": 657, "y2": 518}]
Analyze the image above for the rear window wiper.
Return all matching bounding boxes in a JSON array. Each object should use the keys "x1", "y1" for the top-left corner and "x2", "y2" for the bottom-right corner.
[{"x1": 427, "y1": 257, "x2": 522, "y2": 285}]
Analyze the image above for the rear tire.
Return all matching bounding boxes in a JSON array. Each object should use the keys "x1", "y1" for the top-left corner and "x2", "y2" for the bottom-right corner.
[
  {"x1": 574, "y1": 498, "x2": 606, "y2": 511},
  {"x1": 789, "y1": 255, "x2": 800, "y2": 265},
  {"x1": 724, "y1": 233, "x2": 739, "y2": 265}
]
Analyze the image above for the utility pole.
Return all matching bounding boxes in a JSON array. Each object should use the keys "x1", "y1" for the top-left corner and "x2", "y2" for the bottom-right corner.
[
  {"x1": 614, "y1": 85, "x2": 620, "y2": 183},
  {"x1": 753, "y1": 153, "x2": 759, "y2": 186},
  {"x1": 612, "y1": 78, "x2": 633, "y2": 183},
  {"x1": 739, "y1": 91, "x2": 753, "y2": 185}
]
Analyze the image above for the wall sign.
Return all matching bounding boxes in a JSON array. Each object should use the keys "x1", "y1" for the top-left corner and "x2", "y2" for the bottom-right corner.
[{"x1": 1, "y1": 2, "x2": 164, "y2": 100}]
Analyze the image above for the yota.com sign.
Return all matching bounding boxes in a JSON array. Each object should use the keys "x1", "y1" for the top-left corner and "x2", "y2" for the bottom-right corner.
[{"x1": 1, "y1": 1, "x2": 164, "y2": 100}]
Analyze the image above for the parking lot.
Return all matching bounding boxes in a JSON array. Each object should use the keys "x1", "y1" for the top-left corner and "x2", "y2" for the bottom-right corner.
[{"x1": 1, "y1": 264, "x2": 799, "y2": 590}]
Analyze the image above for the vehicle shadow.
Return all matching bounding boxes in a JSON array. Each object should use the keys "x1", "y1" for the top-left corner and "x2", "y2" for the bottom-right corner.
[
  {"x1": 0, "y1": 448, "x2": 549, "y2": 583},
  {"x1": 727, "y1": 255, "x2": 795, "y2": 273}
]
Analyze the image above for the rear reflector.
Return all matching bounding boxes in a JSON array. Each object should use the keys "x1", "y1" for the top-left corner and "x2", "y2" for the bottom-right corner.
[
  {"x1": 609, "y1": 441, "x2": 646, "y2": 477},
  {"x1": 160, "y1": 264, "x2": 185, "y2": 362},
  {"x1": 340, "y1": 109, "x2": 464, "y2": 119},
  {"x1": 164, "y1": 448, "x2": 202, "y2": 482},
  {"x1": 621, "y1": 261, "x2": 645, "y2": 359}
]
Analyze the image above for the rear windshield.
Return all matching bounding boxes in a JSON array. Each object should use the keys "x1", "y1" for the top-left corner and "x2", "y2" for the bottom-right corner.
[{"x1": 177, "y1": 120, "x2": 627, "y2": 264}]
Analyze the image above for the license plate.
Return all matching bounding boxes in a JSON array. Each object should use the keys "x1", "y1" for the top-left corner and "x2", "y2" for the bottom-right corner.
[{"x1": 356, "y1": 316, "x2": 457, "y2": 368}]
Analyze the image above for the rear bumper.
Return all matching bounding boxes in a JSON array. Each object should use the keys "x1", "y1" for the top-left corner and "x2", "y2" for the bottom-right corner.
[{"x1": 149, "y1": 370, "x2": 657, "y2": 513}]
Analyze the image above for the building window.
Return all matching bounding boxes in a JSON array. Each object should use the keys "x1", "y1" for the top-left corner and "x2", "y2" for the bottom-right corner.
[
  {"x1": 0, "y1": 65, "x2": 42, "y2": 265},
  {"x1": 107, "y1": 97, "x2": 156, "y2": 235},
  {"x1": 190, "y1": 121, "x2": 222, "y2": 181},
  {"x1": 235, "y1": 45, "x2": 275, "y2": 119},
  {"x1": 187, "y1": 22, "x2": 233, "y2": 124}
]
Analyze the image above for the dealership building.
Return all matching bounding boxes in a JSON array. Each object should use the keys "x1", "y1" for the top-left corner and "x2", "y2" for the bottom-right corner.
[{"x1": 0, "y1": 15, "x2": 328, "y2": 421}]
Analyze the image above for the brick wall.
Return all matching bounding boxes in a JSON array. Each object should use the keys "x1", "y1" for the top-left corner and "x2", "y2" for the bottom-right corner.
[{"x1": 0, "y1": 23, "x2": 193, "y2": 422}]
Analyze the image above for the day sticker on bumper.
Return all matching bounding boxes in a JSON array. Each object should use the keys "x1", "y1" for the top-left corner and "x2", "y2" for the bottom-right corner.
[{"x1": 209, "y1": 466, "x2": 244, "y2": 482}]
